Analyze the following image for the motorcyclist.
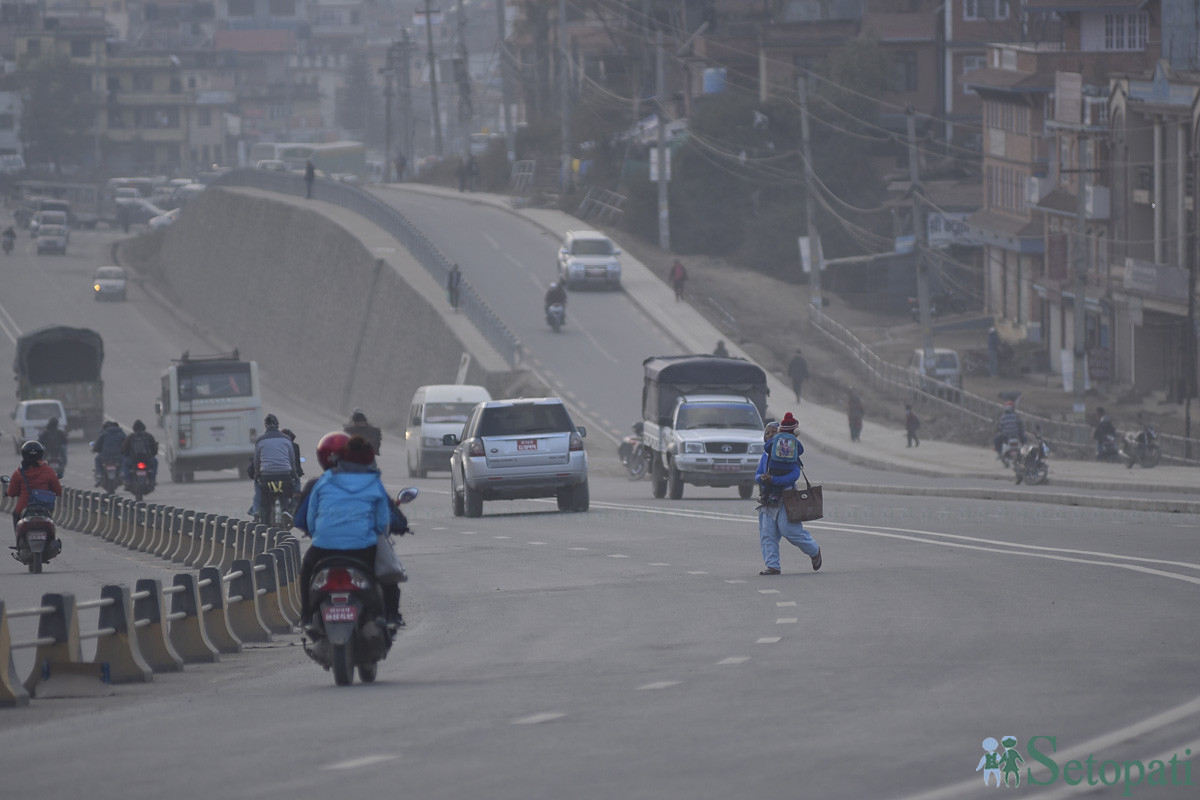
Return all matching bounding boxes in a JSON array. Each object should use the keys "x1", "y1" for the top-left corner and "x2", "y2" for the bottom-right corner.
[
  {"x1": 6, "y1": 441, "x2": 62, "y2": 540},
  {"x1": 121, "y1": 419, "x2": 159, "y2": 486},
  {"x1": 1093, "y1": 407, "x2": 1117, "y2": 459},
  {"x1": 37, "y1": 416, "x2": 68, "y2": 471},
  {"x1": 298, "y1": 434, "x2": 406, "y2": 633},
  {"x1": 544, "y1": 282, "x2": 567, "y2": 316},
  {"x1": 993, "y1": 401, "x2": 1025, "y2": 457},
  {"x1": 342, "y1": 410, "x2": 382, "y2": 455},
  {"x1": 248, "y1": 413, "x2": 298, "y2": 519},
  {"x1": 92, "y1": 420, "x2": 126, "y2": 486},
  {"x1": 2, "y1": 225, "x2": 15, "y2": 251}
]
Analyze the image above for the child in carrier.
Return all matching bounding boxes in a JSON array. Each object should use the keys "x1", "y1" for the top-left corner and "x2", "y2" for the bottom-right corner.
[{"x1": 758, "y1": 412, "x2": 803, "y2": 504}]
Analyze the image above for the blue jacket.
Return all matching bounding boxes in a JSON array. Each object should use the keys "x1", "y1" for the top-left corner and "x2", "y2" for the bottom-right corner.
[
  {"x1": 756, "y1": 434, "x2": 803, "y2": 497},
  {"x1": 304, "y1": 466, "x2": 391, "y2": 550},
  {"x1": 93, "y1": 426, "x2": 126, "y2": 457}
]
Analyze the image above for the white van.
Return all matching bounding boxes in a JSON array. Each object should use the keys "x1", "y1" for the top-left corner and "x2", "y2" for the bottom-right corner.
[
  {"x1": 406, "y1": 384, "x2": 492, "y2": 477},
  {"x1": 11, "y1": 399, "x2": 67, "y2": 454}
]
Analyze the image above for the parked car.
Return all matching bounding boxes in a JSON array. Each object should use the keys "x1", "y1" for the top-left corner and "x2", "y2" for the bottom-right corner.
[
  {"x1": 908, "y1": 348, "x2": 963, "y2": 400},
  {"x1": 35, "y1": 224, "x2": 68, "y2": 255},
  {"x1": 444, "y1": 397, "x2": 589, "y2": 517},
  {"x1": 556, "y1": 230, "x2": 622, "y2": 290},
  {"x1": 92, "y1": 265, "x2": 128, "y2": 301}
]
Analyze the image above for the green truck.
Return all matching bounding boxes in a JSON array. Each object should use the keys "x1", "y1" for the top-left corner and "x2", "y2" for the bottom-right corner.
[{"x1": 14, "y1": 326, "x2": 105, "y2": 437}]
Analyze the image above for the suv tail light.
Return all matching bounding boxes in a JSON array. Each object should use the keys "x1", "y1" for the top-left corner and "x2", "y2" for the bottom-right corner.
[
  {"x1": 467, "y1": 438, "x2": 485, "y2": 457},
  {"x1": 569, "y1": 432, "x2": 584, "y2": 451}
]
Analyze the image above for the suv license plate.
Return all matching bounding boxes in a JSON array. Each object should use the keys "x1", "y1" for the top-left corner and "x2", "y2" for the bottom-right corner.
[
  {"x1": 323, "y1": 605, "x2": 357, "y2": 623},
  {"x1": 713, "y1": 465, "x2": 740, "y2": 472}
]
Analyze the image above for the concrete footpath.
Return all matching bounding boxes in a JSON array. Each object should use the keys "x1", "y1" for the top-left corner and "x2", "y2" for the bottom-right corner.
[{"x1": 367, "y1": 183, "x2": 1200, "y2": 514}]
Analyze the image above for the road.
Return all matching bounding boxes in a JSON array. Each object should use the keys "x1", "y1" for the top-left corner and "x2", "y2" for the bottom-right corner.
[{"x1": 0, "y1": 209, "x2": 1197, "y2": 799}]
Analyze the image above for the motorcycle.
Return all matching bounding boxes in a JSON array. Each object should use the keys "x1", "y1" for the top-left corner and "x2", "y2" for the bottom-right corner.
[
  {"x1": 257, "y1": 473, "x2": 297, "y2": 527},
  {"x1": 1, "y1": 478, "x2": 60, "y2": 574},
  {"x1": 303, "y1": 487, "x2": 419, "y2": 686},
  {"x1": 1123, "y1": 424, "x2": 1161, "y2": 468},
  {"x1": 546, "y1": 302, "x2": 565, "y2": 332},
  {"x1": 617, "y1": 423, "x2": 648, "y2": 480},
  {"x1": 1015, "y1": 432, "x2": 1050, "y2": 485},
  {"x1": 126, "y1": 460, "x2": 155, "y2": 502},
  {"x1": 97, "y1": 456, "x2": 122, "y2": 494},
  {"x1": 46, "y1": 451, "x2": 65, "y2": 479},
  {"x1": 998, "y1": 437, "x2": 1022, "y2": 469}
]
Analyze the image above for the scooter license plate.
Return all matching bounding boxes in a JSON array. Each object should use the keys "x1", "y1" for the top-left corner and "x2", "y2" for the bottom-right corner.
[
  {"x1": 26, "y1": 531, "x2": 47, "y2": 541},
  {"x1": 323, "y1": 605, "x2": 358, "y2": 623}
]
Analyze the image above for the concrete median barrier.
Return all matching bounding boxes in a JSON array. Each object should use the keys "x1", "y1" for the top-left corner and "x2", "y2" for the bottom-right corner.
[{"x1": 133, "y1": 579, "x2": 184, "y2": 673}]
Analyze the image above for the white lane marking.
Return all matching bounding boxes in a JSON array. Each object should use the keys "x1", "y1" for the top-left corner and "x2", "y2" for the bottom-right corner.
[
  {"x1": 776, "y1": 618, "x2": 798, "y2": 624},
  {"x1": 776, "y1": 601, "x2": 797, "y2": 607},
  {"x1": 460, "y1": 531, "x2": 476, "y2": 535},
  {"x1": 756, "y1": 637, "x2": 782, "y2": 644},
  {"x1": 493, "y1": 536, "x2": 510, "y2": 539},
  {"x1": 607, "y1": 554, "x2": 629, "y2": 558},
  {"x1": 321, "y1": 754, "x2": 398, "y2": 770},
  {"x1": 528, "y1": 541, "x2": 547, "y2": 545},
  {"x1": 648, "y1": 562, "x2": 670, "y2": 566},
  {"x1": 569, "y1": 547, "x2": 589, "y2": 551},
  {"x1": 637, "y1": 681, "x2": 681, "y2": 690},
  {"x1": 686, "y1": 570, "x2": 708, "y2": 575},
  {"x1": 430, "y1": 526, "x2": 447, "y2": 530},
  {"x1": 0, "y1": 298, "x2": 20, "y2": 344},
  {"x1": 718, "y1": 657, "x2": 750, "y2": 665},
  {"x1": 758, "y1": 589, "x2": 779, "y2": 595},
  {"x1": 725, "y1": 579, "x2": 748, "y2": 584},
  {"x1": 512, "y1": 712, "x2": 566, "y2": 725}
]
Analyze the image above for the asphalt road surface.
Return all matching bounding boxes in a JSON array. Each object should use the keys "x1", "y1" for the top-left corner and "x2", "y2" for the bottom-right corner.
[{"x1": 0, "y1": 213, "x2": 1196, "y2": 799}]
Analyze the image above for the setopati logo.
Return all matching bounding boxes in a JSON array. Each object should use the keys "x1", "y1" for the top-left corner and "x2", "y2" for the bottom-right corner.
[{"x1": 975, "y1": 735, "x2": 1193, "y2": 795}]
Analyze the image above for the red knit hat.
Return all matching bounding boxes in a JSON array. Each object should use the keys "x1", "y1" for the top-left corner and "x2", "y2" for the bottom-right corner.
[
  {"x1": 340, "y1": 435, "x2": 376, "y2": 465},
  {"x1": 779, "y1": 412, "x2": 798, "y2": 432}
]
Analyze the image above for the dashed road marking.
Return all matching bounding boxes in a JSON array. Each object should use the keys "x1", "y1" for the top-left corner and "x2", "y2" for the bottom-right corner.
[
  {"x1": 648, "y1": 562, "x2": 670, "y2": 566},
  {"x1": 776, "y1": 601, "x2": 797, "y2": 607},
  {"x1": 758, "y1": 589, "x2": 779, "y2": 594},
  {"x1": 528, "y1": 541, "x2": 547, "y2": 545},
  {"x1": 637, "y1": 681, "x2": 681, "y2": 690},
  {"x1": 569, "y1": 547, "x2": 589, "y2": 551},
  {"x1": 321, "y1": 755, "x2": 398, "y2": 770},
  {"x1": 493, "y1": 536, "x2": 510, "y2": 539},
  {"x1": 607, "y1": 554, "x2": 629, "y2": 558},
  {"x1": 686, "y1": 570, "x2": 708, "y2": 575},
  {"x1": 718, "y1": 657, "x2": 751, "y2": 665},
  {"x1": 460, "y1": 531, "x2": 476, "y2": 535},
  {"x1": 776, "y1": 618, "x2": 798, "y2": 624},
  {"x1": 512, "y1": 712, "x2": 566, "y2": 725},
  {"x1": 756, "y1": 637, "x2": 782, "y2": 644},
  {"x1": 724, "y1": 579, "x2": 747, "y2": 584}
]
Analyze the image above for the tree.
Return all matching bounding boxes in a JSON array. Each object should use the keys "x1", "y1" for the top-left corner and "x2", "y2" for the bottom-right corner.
[{"x1": 17, "y1": 55, "x2": 94, "y2": 173}]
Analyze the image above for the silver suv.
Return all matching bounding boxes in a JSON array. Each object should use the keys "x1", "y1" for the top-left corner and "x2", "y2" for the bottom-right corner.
[
  {"x1": 556, "y1": 230, "x2": 622, "y2": 290},
  {"x1": 444, "y1": 398, "x2": 589, "y2": 517}
]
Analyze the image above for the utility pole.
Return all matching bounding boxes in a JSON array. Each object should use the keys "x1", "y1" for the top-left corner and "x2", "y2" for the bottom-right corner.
[
  {"x1": 379, "y1": 43, "x2": 398, "y2": 182},
  {"x1": 656, "y1": 29, "x2": 669, "y2": 251},
  {"x1": 907, "y1": 107, "x2": 935, "y2": 368},
  {"x1": 1071, "y1": 140, "x2": 1089, "y2": 418},
  {"x1": 559, "y1": 0, "x2": 571, "y2": 194},
  {"x1": 399, "y1": 29, "x2": 413, "y2": 172},
  {"x1": 798, "y1": 75, "x2": 823, "y2": 309},
  {"x1": 456, "y1": 0, "x2": 471, "y2": 155},
  {"x1": 495, "y1": 0, "x2": 514, "y2": 160},
  {"x1": 424, "y1": 0, "x2": 443, "y2": 157}
]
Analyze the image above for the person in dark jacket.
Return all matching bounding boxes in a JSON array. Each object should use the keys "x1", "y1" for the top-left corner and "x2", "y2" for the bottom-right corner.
[
  {"x1": 343, "y1": 409, "x2": 382, "y2": 454},
  {"x1": 304, "y1": 159, "x2": 315, "y2": 198},
  {"x1": 1093, "y1": 407, "x2": 1117, "y2": 458},
  {"x1": 121, "y1": 419, "x2": 159, "y2": 484},
  {"x1": 38, "y1": 416, "x2": 68, "y2": 470},
  {"x1": 7, "y1": 441, "x2": 62, "y2": 539},
  {"x1": 92, "y1": 420, "x2": 126, "y2": 486}
]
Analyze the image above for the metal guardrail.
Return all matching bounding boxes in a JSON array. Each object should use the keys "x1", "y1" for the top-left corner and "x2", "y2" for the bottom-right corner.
[
  {"x1": 211, "y1": 169, "x2": 523, "y2": 368},
  {"x1": 810, "y1": 307, "x2": 1200, "y2": 465},
  {"x1": 1, "y1": 488, "x2": 302, "y2": 707}
]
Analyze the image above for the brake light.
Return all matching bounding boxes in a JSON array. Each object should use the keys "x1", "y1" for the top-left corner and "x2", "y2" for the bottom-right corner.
[
  {"x1": 178, "y1": 433, "x2": 189, "y2": 448},
  {"x1": 467, "y1": 438, "x2": 485, "y2": 457},
  {"x1": 136, "y1": 462, "x2": 147, "y2": 470},
  {"x1": 569, "y1": 432, "x2": 584, "y2": 451},
  {"x1": 312, "y1": 567, "x2": 371, "y2": 592}
]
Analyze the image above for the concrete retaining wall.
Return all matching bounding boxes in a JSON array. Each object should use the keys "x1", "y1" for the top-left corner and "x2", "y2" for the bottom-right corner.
[{"x1": 118, "y1": 188, "x2": 534, "y2": 432}]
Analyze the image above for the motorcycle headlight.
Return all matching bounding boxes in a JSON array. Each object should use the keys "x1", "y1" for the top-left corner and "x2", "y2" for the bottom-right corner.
[{"x1": 683, "y1": 441, "x2": 705, "y2": 454}]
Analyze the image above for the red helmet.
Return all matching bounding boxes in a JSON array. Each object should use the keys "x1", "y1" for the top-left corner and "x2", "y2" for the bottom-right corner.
[{"x1": 316, "y1": 431, "x2": 350, "y2": 471}]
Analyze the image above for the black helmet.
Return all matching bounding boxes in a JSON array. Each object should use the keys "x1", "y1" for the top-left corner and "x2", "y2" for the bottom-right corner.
[
  {"x1": 20, "y1": 441, "x2": 45, "y2": 462},
  {"x1": 133, "y1": 419, "x2": 146, "y2": 432},
  {"x1": 46, "y1": 417, "x2": 58, "y2": 429},
  {"x1": 264, "y1": 414, "x2": 279, "y2": 428}
]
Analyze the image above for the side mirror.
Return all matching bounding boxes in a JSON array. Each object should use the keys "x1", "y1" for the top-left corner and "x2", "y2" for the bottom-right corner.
[
  {"x1": 154, "y1": 399, "x2": 162, "y2": 416},
  {"x1": 442, "y1": 433, "x2": 459, "y2": 446},
  {"x1": 396, "y1": 487, "x2": 419, "y2": 505},
  {"x1": 576, "y1": 426, "x2": 587, "y2": 438}
]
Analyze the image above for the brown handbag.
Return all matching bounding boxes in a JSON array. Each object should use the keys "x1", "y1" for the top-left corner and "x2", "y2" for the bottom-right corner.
[{"x1": 781, "y1": 471, "x2": 823, "y2": 522}]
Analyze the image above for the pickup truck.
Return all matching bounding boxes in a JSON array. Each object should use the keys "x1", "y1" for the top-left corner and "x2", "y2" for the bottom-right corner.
[{"x1": 640, "y1": 355, "x2": 769, "y2": 500}]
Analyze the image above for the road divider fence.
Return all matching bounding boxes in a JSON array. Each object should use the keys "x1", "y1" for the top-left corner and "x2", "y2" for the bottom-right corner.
[{"x1": 0, "y1": 488, "x2": 302, "y2": 708}]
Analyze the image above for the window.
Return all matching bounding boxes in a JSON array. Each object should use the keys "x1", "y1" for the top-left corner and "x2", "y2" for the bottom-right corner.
[
  {"x1": 318, "y1": 9, "x2": 343, "y2": 25},
  {"x1": 965, "y1": 0, "x2": 1009, "y2": 20},
  {"x1": 268, "y1": 0, "x2": 295, "y2": 15},
  {"x1": 0, "y1": 114, "x2": 13, "y2": 131},
  {"x1": 70, "y1": 39, "x2": 90, "y2": 58},
  {"x1": 988, "y1": 165, "x2": 1027, "y2": 213},
  {"x1": 893, "y1": 52, "x2": 918, "y2": 92},
  {"x1": 1105, "y1": 13, "x2": 1149, "y2": 52},
  {"x1": 25, "y1": 39, "x2": 40, "y2": 57},
  {"x1": 132, "y1": 73, "x2": 154, "y2": 91},
  {"x1": 227, "y1": 0, "x2": 253, "y2": 17},
  {"x1": 198, "y1": 108, "x2": 211, "y2": 126},
  {"x1": 984, "y1": 100, "x2": 1027, "y2": 134},
  {"x1": 169, "y1": 78, "x2": 181, "y2": 93}
]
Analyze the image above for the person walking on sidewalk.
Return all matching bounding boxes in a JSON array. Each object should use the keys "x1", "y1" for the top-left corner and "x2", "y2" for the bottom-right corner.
[
  {"x1": 905, "y1": 403, "x2": 921, "y2": 447},
  {"x1": 787, "y1": 349, "x2": 809, "y2": 403},
  {"x1": 846, "y1": 388, "x2": 865, "y2": 442},
  {"x1": 669, "y1": 259, "x2": 687, "y2": 301},
  {"x1": 304, "y1": 159, "x2": 315, "y2": 199},
  {"x1": 447, "y1": 263, "x2": 462, "y2": 311},
  {"x1": 713, "y1": 340, "x2": 729, "y2": 357},
  {"x1": 754, "y1": 412, "x2": 821, "y2": 576}
]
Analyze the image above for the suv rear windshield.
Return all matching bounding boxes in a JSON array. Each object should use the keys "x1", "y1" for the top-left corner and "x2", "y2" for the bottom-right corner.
[
  {"x1": 24, "y1": 401, "x2": 62, "y2": 418},
  {"x1": 478, "y1": 403, "x2": 573, "y2": 436}
]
